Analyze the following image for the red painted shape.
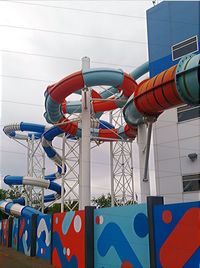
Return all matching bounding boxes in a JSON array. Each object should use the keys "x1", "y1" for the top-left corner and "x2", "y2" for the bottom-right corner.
[
  {"x1": 118, "y1": 73, "x2": 137, "y2": 98},
  {"x1": 160, "y1": 208, "x2": 200, "y2": 268},
  {"x1": 19, "y1": 219, "x2": 25, "y2": 239},
  {"x1": 52, "y1": 248, "x2": 62, "y2": 268},
  {"x1": 96, "y1": 216, "x2": 100, "y2": 225},
  {"x1": 162, "y1": 210, "x2": 172, "y2": 224},
  {"x1": 121, "y1": 261, "x2": 134, "y2": 268},
  {"x1": 50, "y1": 71, "x2": 84, "y2": 103}
]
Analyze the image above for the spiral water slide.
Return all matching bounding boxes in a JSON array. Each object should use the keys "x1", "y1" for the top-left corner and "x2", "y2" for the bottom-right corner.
[
  {"x1": 0, "y1": 53, "x2": 199, "y2": 217},
  {"x1": 0, "y1": 123, "x2": 62, "y2": 217},
  {"x1": 0, "y1": 118, "x2": 114, "y2": 217}
]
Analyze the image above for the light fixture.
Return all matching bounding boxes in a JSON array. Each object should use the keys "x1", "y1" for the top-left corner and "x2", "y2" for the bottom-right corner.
[{"x1": 188, "y1": 153, "x2": 198, "y2": 162}]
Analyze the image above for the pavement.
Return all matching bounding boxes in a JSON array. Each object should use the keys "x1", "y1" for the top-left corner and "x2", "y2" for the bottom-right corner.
[{"x1": 0, "y1": 245, "x2": 54, "y2": 268}]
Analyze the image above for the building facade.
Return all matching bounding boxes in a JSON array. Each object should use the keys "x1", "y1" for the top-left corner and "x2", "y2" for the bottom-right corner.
[{"x1": 153, "y1": 105, "x2": 200, "y2": 203}]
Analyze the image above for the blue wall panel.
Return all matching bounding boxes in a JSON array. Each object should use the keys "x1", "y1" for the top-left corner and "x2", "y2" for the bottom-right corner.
[
  {"x1": 36, "y1": 214, "x2": 52, "y2": 261},
  {"x1": 94, "y1": 204, "x2": 149, "y2": 268},
  {"x1": 154, "y1": 201, "x2": 200, "y2": 268}
]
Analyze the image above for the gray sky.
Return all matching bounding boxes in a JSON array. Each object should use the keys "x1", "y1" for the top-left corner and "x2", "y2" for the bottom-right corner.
[{"x1": 0, "y1": 0, "x2": 153, "y2": 196}]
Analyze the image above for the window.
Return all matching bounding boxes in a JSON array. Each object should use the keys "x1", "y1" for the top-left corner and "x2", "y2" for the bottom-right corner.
[
  {"x1": 183, "y1": 174, "x2": 200, "y2": 192},
  {"x1": 177, "y1": 104, "x2": 200, "y2": 122},
  {"x1": 172, "y1": 36, "x2": 199, "y2": 61}
]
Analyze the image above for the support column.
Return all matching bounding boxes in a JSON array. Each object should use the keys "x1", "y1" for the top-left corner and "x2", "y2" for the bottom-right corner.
[
  {"x1": 41, "y1": 151, "x2": 45, "y2": 214},
  {"x1": 8, "y1": 217, "x2": 13, "y2": 248},
  {"x1": 137, "y1": 124, "x2": 150, "y2": 203},
  {"x1": 85, "y1": 206, "x2": 95, "y2": 268},
  {"x1": 147, "y1": 196, "x2": 164, "y2": 268},
  {"x1": 61, "y1": 133, "x2": 65, "y2": 213},
  {"x1": 79, "y1": 57, "x2": 91, "y2": 209},
  {"x1": 30, "y1": 214, "x2": 37, "y2": 257}
]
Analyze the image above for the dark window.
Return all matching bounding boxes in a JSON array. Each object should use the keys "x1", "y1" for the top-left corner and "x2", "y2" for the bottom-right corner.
[
  {"x1": 172, "y1": 36, "x2": 198, "y2": 61},
  {"x1": 177, "y1": 104, "x2": 200, "y2": 122},
  {"x1": 183, "y1": 173, "x2": 200, "y2": 192}
]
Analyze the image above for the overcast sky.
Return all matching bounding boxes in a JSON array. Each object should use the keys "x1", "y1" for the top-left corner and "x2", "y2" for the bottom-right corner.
[{"x1": 0, "y1": 0, "x2": 154, "y2": 198}]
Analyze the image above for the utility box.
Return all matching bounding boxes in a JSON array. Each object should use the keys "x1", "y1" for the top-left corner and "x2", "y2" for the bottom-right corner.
[{"x1": 147, "y1": 1, "x2": 200, "y2": 77}]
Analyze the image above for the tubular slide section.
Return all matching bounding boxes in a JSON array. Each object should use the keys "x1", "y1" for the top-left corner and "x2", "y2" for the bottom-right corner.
[
  {"x1": 1, "y1": 53, "x2": 199, "y2": 217},
  {"x1": 124, "y1": 54, "x2": 199, "y2": 127}
]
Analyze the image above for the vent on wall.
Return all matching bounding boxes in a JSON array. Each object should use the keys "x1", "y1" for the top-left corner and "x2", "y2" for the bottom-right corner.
[{"x1": 172, "y1": 35, "x2": 199, "y2": 61}]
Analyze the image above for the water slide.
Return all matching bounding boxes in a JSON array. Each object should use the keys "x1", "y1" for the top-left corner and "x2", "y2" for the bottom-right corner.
[
  {"x1": 0, "y1": 119, "x2": 114, "y2": 217},
  {"x1": 0, "y1": 53, "x2": 199, "y2": 217},
  {"x1": 0, "y1": 123, "x2": 61, "y2": 216}
]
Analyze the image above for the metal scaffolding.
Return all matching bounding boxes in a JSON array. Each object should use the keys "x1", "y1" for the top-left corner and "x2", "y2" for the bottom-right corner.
[
  {"x1": 61, "y1": 135, "x2": 80, "y2": 212},
  {"x1": 110, "y1": 109, "x2": 135, "y2": 206},
  {"x1": 10, "y1": 134, "x2": 45, "y2": 212},
  {"x1": 26, "y1": 135, "x2": 45, "y2": 212}
]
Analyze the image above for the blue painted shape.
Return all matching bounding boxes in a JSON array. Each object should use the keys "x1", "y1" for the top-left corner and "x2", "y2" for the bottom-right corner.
[
  {"x1": 184, "y1": 247, "x2": 200, "y2": 268},
  {"x1": 94, "y1": 204, "x2": 149, "y2": 268},
  {"x1": 36, "y1": 215, "x2": 52, "y2": 261},
  {"x1": 52, "y1": 232, "x2": 78, "y2": 268},
  {"x1": 62, "y1": 211, "x2": 75, "y2": 235},
  {"x1": 147, "y1": 1, "x2": 200, "y2": 77},
  {"x1": 154, "y1": 201, "x2": 200, "y2": 268},
  {"x1": 98, "y1": 222, "x2": 142, "y2": 268},
  {"x1": 133, "y1": 213, "x2": 148, "y2": 238},
  {"x1": 83, "y1": 68, "x2": 124, "y2": 87}
]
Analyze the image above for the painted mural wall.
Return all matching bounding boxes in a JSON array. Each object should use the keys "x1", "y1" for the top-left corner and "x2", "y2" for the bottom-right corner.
[
  {"x1": 94, "y1": 204, "x2": 150, "y2": 268},
  {"x1": 0, "y1": 200, "x2": 199, "y2": 268},
  {"x1": 12, "y1": 217, "x2": 19, "y2": 250},
  {"x1": 36, "y1": 214, "x2": 52, "y2": 261},
  {"x1": 18, "y1": 217, "x2": 32, "y2": 256},
  {"x1": 154, "y1": 201, "x2": 200, "y2": 268},
  {"x1": 52, "y1": 210, "x2": 85, "y2": 268}
]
